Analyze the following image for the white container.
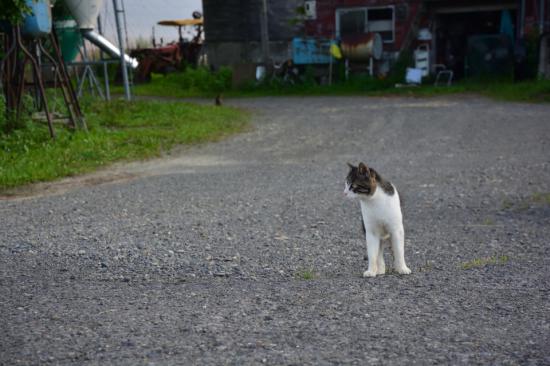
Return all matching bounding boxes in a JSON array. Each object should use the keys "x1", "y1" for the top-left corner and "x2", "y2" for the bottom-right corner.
[
  {"x1": 414, "y1": 44, "x2": 430, "y2": 77},
  {"x1": 64, "y1": 0, "x2": 104, "y2": 30},
  {"x1": 256, "y1": 66, "x2": 266, "y2": 81},
  {"x1": 405, "y1": 68, "x2": 422, "y2": 84}
]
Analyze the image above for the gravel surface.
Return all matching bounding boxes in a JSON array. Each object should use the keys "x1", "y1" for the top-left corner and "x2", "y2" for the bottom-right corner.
[{"x1": 1, "y1": 96, "x2": 549, "y2": 365}]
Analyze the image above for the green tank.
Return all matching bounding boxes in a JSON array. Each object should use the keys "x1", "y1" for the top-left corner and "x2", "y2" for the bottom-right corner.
[{"x1": 54, "y1": 18, "x2": 82, "y2": 63}]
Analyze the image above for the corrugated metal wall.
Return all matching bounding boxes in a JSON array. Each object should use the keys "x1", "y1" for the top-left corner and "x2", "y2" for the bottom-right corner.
[{"x1": 203, "y1": 0, "x2": 303, "y2": 42}]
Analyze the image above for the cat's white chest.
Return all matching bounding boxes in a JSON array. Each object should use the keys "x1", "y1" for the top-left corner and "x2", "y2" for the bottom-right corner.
[{"x1": 359, "y1": 189, "x2": 402, "y2": 235}]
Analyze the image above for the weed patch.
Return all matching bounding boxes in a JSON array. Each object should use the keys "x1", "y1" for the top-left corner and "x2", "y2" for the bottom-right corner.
[
  {"x1": 531, "y1": 192, "x2": 550, "y2": 205},
  {"x1": 0, "y1": 99, "x2": 248, "y2": 189},
  {"x1": 482, "y1": 218, "x2": 495, "y2": 226},
  {"x1": 296, "y1": 269, "x2": 316, "y2": 280},
  {"x1": 113, "y1": 67, "x2": 232, "y2": 98},
  {"x1": 461, "y1": 255, "x2": 509, "y2": 270}
]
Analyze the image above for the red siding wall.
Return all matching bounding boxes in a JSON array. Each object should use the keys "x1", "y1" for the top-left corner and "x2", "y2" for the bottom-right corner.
[
  {"x1": 522, "y1": 0, "x2": 550, "y2": 35},
  {"x1": 304, "y1": 0, "x2": 422, "y2": 52},
  {"x1": 305, "y1": 0, "x2": 550, "y2": 52}
]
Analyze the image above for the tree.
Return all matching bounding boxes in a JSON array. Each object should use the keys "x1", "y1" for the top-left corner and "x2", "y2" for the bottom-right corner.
[{"x1": 0, "y1": 0, "x2": 32, "y2": 25}]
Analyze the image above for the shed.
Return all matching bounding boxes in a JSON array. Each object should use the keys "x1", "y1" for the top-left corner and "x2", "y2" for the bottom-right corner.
[{"x1": 202, "y1": 0, "x2": 550, "y2": 79}]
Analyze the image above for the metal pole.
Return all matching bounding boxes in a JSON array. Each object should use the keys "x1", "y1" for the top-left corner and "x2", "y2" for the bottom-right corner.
[
  {"x1": 260, "y1": 0, "x2": 270, "y2": 66},
  {"x1": 520, "y1": 0, "x2": 525, "y2": 38},
  {"x1": 113, "y1": 0, "x2": 131, "y2": 101},
  {"x1": 97, "y1": 14, "x2": 104, "y2": 60},
  {"x1": 540, "y1": 0, "x2": 545, "y2": 34},
  {"x1": 103, "y1": 62, "x2": 111, "y2": 101}
]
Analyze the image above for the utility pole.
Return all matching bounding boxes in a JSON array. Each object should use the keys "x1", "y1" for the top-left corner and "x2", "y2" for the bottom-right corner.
[
  {"x1": 113, "y1": 0, "x2": 131, "y2": 101},
  {"x1": 260, "y1": 0, "x2": 270, "y2": 66}
]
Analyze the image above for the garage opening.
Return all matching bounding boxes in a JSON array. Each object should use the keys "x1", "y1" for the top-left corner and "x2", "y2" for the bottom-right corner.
[{"x1": 433, "y1": 6, "x2": 517, "y2": 79}]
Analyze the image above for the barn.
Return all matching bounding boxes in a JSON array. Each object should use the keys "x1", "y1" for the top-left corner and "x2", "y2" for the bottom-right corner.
[{"x1": 202, "y1": 0, "x2": 550, "y2": 80}]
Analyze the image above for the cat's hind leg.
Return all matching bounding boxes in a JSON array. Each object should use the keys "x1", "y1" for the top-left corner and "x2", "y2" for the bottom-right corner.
[
  {"x1": 376, "y1": 244, "x2": 386, "y2": 275},
  {"x1": 363, "y1": 233, "x2": 380, "y2": 278},
  {"x1": 390, "y1": 226, "x2": 411, "y2": 275}
]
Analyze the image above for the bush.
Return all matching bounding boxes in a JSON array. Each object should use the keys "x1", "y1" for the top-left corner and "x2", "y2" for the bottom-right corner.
[
  {"x1": 127, "y1": 66, "x2": 233, "y2": 98},
  {"x1": 0, "y1": 94, "x2": 33, "y2": 133}
]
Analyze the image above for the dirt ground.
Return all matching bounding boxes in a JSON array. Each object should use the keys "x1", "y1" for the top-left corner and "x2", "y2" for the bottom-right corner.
[{"x1": 1, "y1": 96, "x2": 549, "y2": 365}]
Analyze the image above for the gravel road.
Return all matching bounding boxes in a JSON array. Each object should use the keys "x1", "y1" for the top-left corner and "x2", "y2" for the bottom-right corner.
[{"x1": 1, "y1": 96, "x2": 549, "y2": 365}]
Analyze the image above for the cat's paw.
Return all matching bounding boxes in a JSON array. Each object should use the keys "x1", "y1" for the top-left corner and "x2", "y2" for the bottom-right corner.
[
  {"x1": 363, "y1": 270, "x2": 377, "y2": 278},
  {"x1": 396, "y1": 266, "x2": 411, "y2": 275},
  {"x1": 376, "y1": 266, "x2": 386, "y2": 275}
]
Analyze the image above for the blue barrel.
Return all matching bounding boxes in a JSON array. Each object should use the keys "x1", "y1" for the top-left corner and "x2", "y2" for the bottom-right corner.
[{"x1": 22, "y1": 0, "x2": 52, "y2": 38}]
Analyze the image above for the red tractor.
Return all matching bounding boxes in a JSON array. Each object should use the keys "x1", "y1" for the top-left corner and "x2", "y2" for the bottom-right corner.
[{"x1": 130, "y1": 16, "x2": 203, "y2": 83}]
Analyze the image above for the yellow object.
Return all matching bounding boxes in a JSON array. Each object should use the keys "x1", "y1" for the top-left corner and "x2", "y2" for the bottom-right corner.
[
  {"x1": 330, "y1": 43, "x2": 342, "y2": 59},
  {"x1": 157, "y1": 18, "x2": 203, "y2": 27}
]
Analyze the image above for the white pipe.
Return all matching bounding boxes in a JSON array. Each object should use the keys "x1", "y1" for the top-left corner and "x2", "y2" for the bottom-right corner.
[{"x1": 81, "y1": 30, "x2": 138, "y2": 69}]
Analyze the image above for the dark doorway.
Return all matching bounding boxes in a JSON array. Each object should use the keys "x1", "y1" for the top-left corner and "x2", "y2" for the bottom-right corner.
[{"x1": 435, "y1": 10, "x2": 516, "y2": 78}]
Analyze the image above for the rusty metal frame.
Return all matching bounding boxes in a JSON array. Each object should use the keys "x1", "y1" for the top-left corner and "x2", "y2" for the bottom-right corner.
[{"x1": 1, "y1": 25, "x2": 87, "y2": 138}]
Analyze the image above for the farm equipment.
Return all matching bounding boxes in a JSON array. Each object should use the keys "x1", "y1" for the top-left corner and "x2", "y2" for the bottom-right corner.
[{"x1": 130, "y1": 16, "x2": 203, "y2": 83}]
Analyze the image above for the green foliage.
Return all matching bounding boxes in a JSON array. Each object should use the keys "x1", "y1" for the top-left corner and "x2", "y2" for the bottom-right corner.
[
  {"x1": 120, "y1": 67, "x2": 233, "y2": 98},
  {"x1": 0, "y1": 99, "x2": 248, "y2": 189},
  {"x1": 482, "y1": 218, "x2": 495, "y2": 226},
  {"x1": 296, "y1": 269, "x2": 316, "y2": 280},
  {"x1": 531, "y1": 192, "x2": 550, "y2": 205},
  {"x1": 525, "y1": 29, "x2": 540, "y2": 80},
  {"x1": 0, "y1": 94, "x2": 34, "y2": 133},
  {"x1": 116, "y1": 62, "x2": 550, "y2": 102},
  {"x1": 51, "y1": 0, "x2": 72, "y2": 19},
  {"x1": 387, "y1": 50, "x2": 413, "y2": 84},
  {"x1": 461, "y1": 255, "x2": 509, "y2": 270},
  {"x1": 0, "y1": 0, "x2": 32, "y2": 24}
]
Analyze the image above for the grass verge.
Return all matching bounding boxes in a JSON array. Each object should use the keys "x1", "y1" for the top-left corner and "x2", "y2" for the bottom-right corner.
[
  {"x1": 118, "y1": 67, "x2": 550, "y2": 103},
  {"x1": 0, "y1": 99, "x2": 248, "y2": 189},
  {"x1": 112, "y1": 67, "x2": 231, "y2": 99}
]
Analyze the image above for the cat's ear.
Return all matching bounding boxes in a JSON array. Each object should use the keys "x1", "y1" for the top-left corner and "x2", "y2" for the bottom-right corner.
[
  {"x1": 347, "y1": 162, "x2": 355, "y2": 170},
  {"x1": 358, "y1": 162, "x2": 368, "y2": 175}
]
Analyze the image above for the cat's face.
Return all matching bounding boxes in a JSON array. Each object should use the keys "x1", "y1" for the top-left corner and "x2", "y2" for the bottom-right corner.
[{"x1": 344, "y1": 162, "x2": 376, "y2": 199}]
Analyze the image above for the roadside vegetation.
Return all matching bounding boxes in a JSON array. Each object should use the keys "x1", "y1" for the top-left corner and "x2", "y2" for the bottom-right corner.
[
  {"x1": 0, "y1": 97, "x2": 248, "y2": 189},
  {"x1": 461, "y1": 255, "x2": 509, "y2": 270},
  {"x1": 296, "y1": 269, "x2": 317, "y2": 280},
  {"x1": 2, "y1": 61, "x2": 548, "y2": 190},
  {"x1": 120, "y1": 65, "x2": 550, "y2": 103}
]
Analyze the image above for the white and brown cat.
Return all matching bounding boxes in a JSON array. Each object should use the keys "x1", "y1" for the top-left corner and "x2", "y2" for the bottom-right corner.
[{"x1": 344, "y1": 162, "x2": 411, "y2": 277}]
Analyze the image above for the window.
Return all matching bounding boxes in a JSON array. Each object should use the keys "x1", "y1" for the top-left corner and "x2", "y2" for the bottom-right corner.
[
  {"x1": 336, "y1": 6, "x2": 395, "y2": 43},
  {"x1": 340, "y1": 10, "x2": 366, "y2": 36}
]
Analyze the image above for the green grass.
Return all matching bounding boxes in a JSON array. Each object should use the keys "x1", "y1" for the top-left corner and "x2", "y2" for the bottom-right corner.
[
  {"x1": 128, "y1": 73, "x2": 550, "y2": 102},
  {"x1": 119, "y1": 66, "x2": 550, "y2": 103},
  {"x1": 418, "y1": 260, "x2": 433, "y2": 272},
  {"x1": 531, "y1": 192, "x2": 550, "y2": 205},
  {"x1": 296, "y1": 269, "x2": 316, "y2": 280},
  {"x1": 0, "y1": 98, "x2": 248, "y2": 189},
  {"x1": 461, "y1": 255, "x2": 509, "y2": 270},
  {"x1": 112, "y1": 67, "x2": 232, "y2": 98},
  {"x1": 501, "y1": 192, "x2": 550, "y2": 210},
  {"x1": 482, "y1": 218, "x2": 495, "y2": 226}
]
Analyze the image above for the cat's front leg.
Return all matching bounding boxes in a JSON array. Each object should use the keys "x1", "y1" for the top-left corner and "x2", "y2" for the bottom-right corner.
[{"x1": 363, "y1": 233, "x2": 380, "y2": 278}]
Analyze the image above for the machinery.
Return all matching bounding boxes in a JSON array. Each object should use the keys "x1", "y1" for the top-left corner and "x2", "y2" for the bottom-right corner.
[
  {"x1": 130, "y1": 15, "x2": 203, "y2": 83},
  {"x1": 64, "y1": 0, "x2": 137, "y2": 68}
]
